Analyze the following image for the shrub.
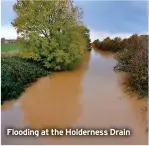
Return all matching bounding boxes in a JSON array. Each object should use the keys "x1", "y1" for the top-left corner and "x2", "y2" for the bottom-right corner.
[
  {"x1": 93, "y1": 34, "x2": 148, "y2": 97},
  {"x1": 1, "y1": 56, "x2": 49, "y2": 104},
  {"x1": 114, "y1": 35, "x2": 148, "y2": 97},
  {"x1": 128, "y1": 38, "x2": 148, "y2": 96},
  {"x1": 114, "y1": 47, "x2": 135, "y2": 72}
]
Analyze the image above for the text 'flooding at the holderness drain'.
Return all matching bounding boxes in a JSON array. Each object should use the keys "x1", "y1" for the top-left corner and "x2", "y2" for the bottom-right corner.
[{"x1": 6, "y1": 128, "x2": 132, "y2": 137}]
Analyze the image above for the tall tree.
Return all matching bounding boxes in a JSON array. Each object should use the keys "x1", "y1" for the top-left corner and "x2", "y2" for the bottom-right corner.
[{"x1": 12, "y1": 0, "x2": 88, "y2": 71}]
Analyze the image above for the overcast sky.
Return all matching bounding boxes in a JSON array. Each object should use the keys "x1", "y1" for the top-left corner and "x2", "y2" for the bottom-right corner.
[{"x1": 1, "y1": 0, "x2": 148, "y2": 41}]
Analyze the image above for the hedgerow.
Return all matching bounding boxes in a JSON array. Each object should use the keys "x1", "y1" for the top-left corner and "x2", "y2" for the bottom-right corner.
[{"x1": 1, "y1": 56, "x2": 49, "y2": 104}]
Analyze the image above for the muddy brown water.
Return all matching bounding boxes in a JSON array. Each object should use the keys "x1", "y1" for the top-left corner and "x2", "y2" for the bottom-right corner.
[{"x1": 1, "y1": 49, "x2": 148, "y2": 145}]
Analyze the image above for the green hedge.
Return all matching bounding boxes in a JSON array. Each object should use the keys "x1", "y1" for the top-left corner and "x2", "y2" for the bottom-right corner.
[{"x1": 1, "y1": 56, "x2": 49, "y2": 104}]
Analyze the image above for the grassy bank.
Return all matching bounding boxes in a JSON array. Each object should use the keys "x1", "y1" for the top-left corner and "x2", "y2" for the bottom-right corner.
[
  {"x1": 93, "y1": 34, "x2": 148, "y2": 97},
  {"x1": 1, "y1": 43, "x2": 21, "y2": 52},
  {"x1": 1, "y1": 56, "x2": 50, "y2": 104}
]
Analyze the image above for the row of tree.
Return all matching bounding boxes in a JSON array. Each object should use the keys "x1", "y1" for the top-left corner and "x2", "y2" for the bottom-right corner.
[
  {"x1": 93, "y1": 37, "x2": 122, "y2": 52},
  {"x1": 12, "y1": 0, "x2": 91, "y2": 71},
  {"x1": 92, "y1": 34, "x2": 148, "y2": 53},
  {"x1": 93, "y1": 34, "x2": 148, "y2": 97}
]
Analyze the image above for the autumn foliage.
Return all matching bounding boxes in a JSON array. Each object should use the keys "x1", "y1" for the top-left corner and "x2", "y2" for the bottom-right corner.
[{"x1": 93, "y1": 34, "x2": 148, "y2": 97}]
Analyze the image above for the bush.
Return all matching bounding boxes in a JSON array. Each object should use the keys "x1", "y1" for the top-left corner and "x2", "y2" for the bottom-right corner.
[
  {"x1": 114, "y1": 35, "x2": 148, "y2": 97},
  {"x1": 114, "y1": 47, "x2": 135, "y2": 72},
  {"x1": 93, "y1": 34, "x2": 148, "y2": 97},
  {"x1": 1, "y1": 56, "x2": 49, "y2": 104},
  {"x1": 131, "y1": 49, "x2": 148, "y2": 96}
]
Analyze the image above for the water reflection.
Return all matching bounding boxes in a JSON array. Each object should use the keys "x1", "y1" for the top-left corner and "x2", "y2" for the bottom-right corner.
[
  {"x1": 19, "y1": 53, "x2": 91, "y2": 129},
  {"x1": 1, "y1": 100, "x2": 16, "y2": 111},
  {"x1": 93, "y1": 47, "x2": 113, "y2": 58},
  {"x1": 117, "y1": 72, "x2": 148, "y2": 130}
]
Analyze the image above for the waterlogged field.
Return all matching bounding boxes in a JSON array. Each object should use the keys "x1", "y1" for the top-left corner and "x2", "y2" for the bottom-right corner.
[{"x1": 1, "y1": 43, "x2": 21, "y2": 52}]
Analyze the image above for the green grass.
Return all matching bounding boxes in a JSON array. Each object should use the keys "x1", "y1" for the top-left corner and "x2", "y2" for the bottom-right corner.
[{"x1": 1, "y1": 43, "x2": 21, "y2": 52}]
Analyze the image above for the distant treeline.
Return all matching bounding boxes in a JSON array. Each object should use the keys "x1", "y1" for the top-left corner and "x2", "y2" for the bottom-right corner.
[
  {"x1": 1, "y1": 38, "x2": 16, "y2": 44},
  {"x1": 93, "y1": 34, "x2": 148, "y2": 97},
  {"x1": 93, "y1": 37, "x2": 122, "y2": 52}
]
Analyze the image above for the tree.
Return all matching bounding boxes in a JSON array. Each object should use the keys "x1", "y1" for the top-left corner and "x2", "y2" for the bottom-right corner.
[
  {"x1": 82, "y1": 26, "x2": 91, "y2": 51},
  {"x1": 112, "y1": 37, "x2": 122, "y2": 52},
  {"x1": 93, "y1": 39, "x2": 100, "y2": 48},
  {"x1": 114, "y1": 37, "x2": 121, "y2": 42},
  {"x1": 77, "y1": 26, "x2": 91, "y2": 51},
  {"x1": 103, "y1": 37, "x2": 110, "y2": 42},
  {"x1": 12, "y1": 0, "x2": 88, "y2": 71},
  {"x1": 1, "y1": 38, "x2": 5, "y2": 43}
]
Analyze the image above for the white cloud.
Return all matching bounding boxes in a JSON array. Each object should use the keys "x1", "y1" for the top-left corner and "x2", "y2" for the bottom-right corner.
[
  {"x1": 89, "y1": 29, "x2": 148, "y2": 42},
  {"x1": 1, "y1": 25, "x2": 147, "y2": 42},
  {"x1": 1, "y1": 25, "x2": 18, "y2": 39},
  {"x1": 90, "y1": 29, "x2": 132, "y2": 42}
]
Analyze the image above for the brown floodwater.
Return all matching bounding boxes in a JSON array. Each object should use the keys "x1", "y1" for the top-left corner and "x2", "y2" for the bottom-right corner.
[{"x1": 1, "y1": 49, "x2": 148, "y2": 145}]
